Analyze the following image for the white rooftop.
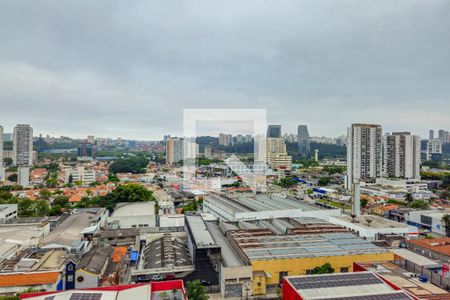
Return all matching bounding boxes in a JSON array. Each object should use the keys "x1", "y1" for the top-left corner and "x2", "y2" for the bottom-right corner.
[{"x1": 112, "y1": 202, "x2": 155, "y2": 217}]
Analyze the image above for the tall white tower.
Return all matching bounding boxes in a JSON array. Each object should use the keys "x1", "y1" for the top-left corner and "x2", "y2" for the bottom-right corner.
[
  {"x1": 346, "y1": 123, "x2": 382, "y2": 190},
  {"x1": 314, "y1": 149, "x2": 319, "y2": 162},
  {"x1": 13, "y1": 124, "x2": 33, "y2": 166},
  {"x1": 0, "y1": 125, "x2": 4, "y2": 181}
]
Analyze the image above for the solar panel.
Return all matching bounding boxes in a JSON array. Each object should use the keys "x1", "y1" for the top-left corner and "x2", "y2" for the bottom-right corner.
[
  {"x1": 69, "y1": 293, "x2": 103, "y2": 300},
  {"x1": 288, "y1": 272, "x2": 384, "y2": 290},
  {"x1": 320, "y1": 292, "x2": 412, "y2": 300}
]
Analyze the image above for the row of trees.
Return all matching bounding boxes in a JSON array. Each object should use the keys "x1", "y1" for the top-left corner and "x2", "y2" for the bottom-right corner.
[
  {"x1": 109, "y1": 155, "x2": 149, "y2": 174},
  {"x1": 75, "y1": 183, "x2": 155, "y2": 211}
]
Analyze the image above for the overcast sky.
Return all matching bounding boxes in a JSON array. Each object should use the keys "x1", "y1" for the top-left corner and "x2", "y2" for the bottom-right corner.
[{"x1": 1, "y1": 1, "x2": 449, "y2": 140}]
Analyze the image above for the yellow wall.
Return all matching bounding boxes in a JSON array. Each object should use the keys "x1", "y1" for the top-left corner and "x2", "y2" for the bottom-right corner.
[{"x1": 251, "y1": 252, "x2": 394, "y2": 295}]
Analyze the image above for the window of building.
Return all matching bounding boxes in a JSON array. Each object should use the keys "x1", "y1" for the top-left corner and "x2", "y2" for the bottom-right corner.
[{"x1": 340, "y1": 267, "x2": 349, "y2": 273}]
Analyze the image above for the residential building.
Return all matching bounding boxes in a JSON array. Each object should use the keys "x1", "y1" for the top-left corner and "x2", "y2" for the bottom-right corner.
[
  {"x1": 13, "y1": 124, "x2": 33, "y2": 166},
  {"x1": 18, "y1": 166, "x2": 30, "y2": 187},
  {"x1": 2, "y1": 132, "x2": 12, "y2": 142},
  {"x1": 297, "y1": 124, "x2": 310, "y2": 158},
  {"x1": 107, "y1": 202, "x2": 156, "y2": 229},
  {"x1": 0, "y1": 125, "x2": 4, "y2": 181},
  {"x1": 219, "y1": 133, "x2": 232, "y2": 146},
  {"x1": 346, "y1": 123, "x2": 382, "y2": 189},
  {"x1": 426, "y1": 138, "x2": 442, "y2": 161},
  {"x1": 282, "y1": 272, "x2": 413, "y2": 300},
  {"x1": 439, "y1": 129, "x2": 446, "y2": 143},
  {"x1": 267, "y1": 125, "x2": 282, "y2": 138},
  {"x1": 429, "y1": 129, "x2": 435, "y2": 140},
  {"x1": 166, "y1": 137, "x2": 183, "y2": 165},
  {"x1": 383, "y1": 132, "x2": 420, "y2": 179},
  {"x1": 87, "y1": 135, "x2": 95, "y2": 144},
  {"x1": 265, "y1": 138, "x2": 292, "y2": 170},
  {"x1": 64, "y1": 166, "x2": 96, "y2": 185},
  {"x1": 204, "y1": 144, "x2": 212, "y2": 158}
]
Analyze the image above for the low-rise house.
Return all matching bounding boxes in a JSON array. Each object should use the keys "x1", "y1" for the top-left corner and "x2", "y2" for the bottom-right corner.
[
  {"x1": 75, "y1": 246, "x2": 114, "y2": 289},
  {"x1": 40, "y1": 208, "x2": 107, "y2": 257}
]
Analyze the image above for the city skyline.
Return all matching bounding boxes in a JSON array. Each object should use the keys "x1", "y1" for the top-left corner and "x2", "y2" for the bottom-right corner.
[{"x1": 1, "y1": 1, "x2": 450, "y2": 140}]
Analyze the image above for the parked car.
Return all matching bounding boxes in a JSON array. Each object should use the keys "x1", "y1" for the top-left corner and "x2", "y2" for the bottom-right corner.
[{"x1": 151, "y1": 274, "x2": 163, "y2": 281}]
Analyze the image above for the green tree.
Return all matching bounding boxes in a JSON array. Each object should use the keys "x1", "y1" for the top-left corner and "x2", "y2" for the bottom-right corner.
[
  {"x1": 34, "y1": 200, "x2": 50, "y2": 216},
  {"x1": 38, "y1": 189, "x2": 52, "y2": 200},
  {"x1": 68, "y1": 174, "x2": 73, "y2": 184},
  {"x1": 409, "y1": 200, "x2": 429, "y2": 209},
  {"x1": 53, "y1": 196, "x2": 70, "y2": 208},
  {"x1": 311, "y1": 263, "x2": 335, "y2": 274},
  {"x1": 318, "y1": 177, "x2": 331, "y2": 186},
  {"x1": 7, "y1": 174, "x2": 17, "y2": 182},
  {"x1": 18, "y1": 198, "x2": 34, "y2": 217},
  {"x1": 442, "y1": 214, "x2": 450, "y2": 237},
  {"x1": 186, "y1": 280, "x2": 208, "y2": 300},
  {"x1": 404, "y1": 193, "x2": 414, "y2": 204}
]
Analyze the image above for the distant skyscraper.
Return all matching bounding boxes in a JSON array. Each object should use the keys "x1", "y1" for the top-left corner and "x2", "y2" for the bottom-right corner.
[
  {"x1": 429, "y1": 130, "x2": 434, "y2": 140},
  {"x1": 87, "y1": 135, "x2": 95, "y2": 144},
  {"x1": 0, "y1": 125, "x2": 4, "y2": 181},
  {"x1": 267, "y1": 125, "x2": 281, "y2": 138},
  {"x1": 439, "y1": 129, "x2": 446, "y2": 143},
  {"x1": 297, "y1": 125, "x2": 310, "y2": 158},
  {"x1": 218, "y1": 133, "x2": 232, "y2": 146},
  {"x1": 384, "y1": 132, "x2": 420, "y2": 179},
  {"x1": 165, "y1": 137, "x2": 183, "y2": 165},
  {"x1": 426, "y1": 139, "x2": 442, "y2": 161},
  {"x1": 13, "y1": 124, "x2": 33, "y2": 166},
  {"x1": 78, "y1": 141, "x2": 94, "y2": 157},
  {"x1": 0, "y1": 125, "x2": 3, "y2": 165},
  {"x1": 204, "y1": 145, "x2": 212, "y2": 158},
  {"x1": 346, "y1": 123, "x2": 382, "y2": 189}
]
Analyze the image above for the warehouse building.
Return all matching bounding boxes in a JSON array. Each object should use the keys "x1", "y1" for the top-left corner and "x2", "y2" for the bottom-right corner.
[
  {"x1": 107, "y1": 202, "x2": 156, "y2": 229},
  {"x1": 226, "y1": 230, "x2": 394, "y2": 295},
  {"x1": 203, "y1": 192, "x2": 340, "y2": 222}
]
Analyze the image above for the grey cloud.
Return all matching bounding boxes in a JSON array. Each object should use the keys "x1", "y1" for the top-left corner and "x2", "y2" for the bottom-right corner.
[{"x1": 0, "y1": 0, "x2": 449, "y2": 139}]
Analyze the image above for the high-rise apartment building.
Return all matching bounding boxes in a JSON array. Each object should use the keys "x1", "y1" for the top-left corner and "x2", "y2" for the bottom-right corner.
[
  {"x1": 218, "y1": 133, "x2": 232, "y2": 146},
  {"x1": 13, "y1": 124, "x2": 33, "y2": 166},
  {"x1": 297, "y1": 125, "x2": 310, "y2": 158},
  {"x1": 204, "y1": 145, "x2": 212, "y2": 158},
  {"x1": 384, "y1": 132, "x2": 420, "y2": 179},
  {"x1": 429, "y1": 130, "x2": 434, "y2": 140},
  {"x1": 265, "y1": 138, "x2": 292, "y2": 170},
  {"x1": 165, "y1": 137, "x2": 183, "y2": 165},
  {"x1": 426, "y1": 139, "x2": 442, "y2": 161},
  {"x1": 267, "y1": 125, "x2": 282, "y2": 138},
  {"x1": 0, "y1": 125, "x2": 4, "y2": 181},
  {"x1": 439, "y1": 129, "x2": 445, "y2": 143},
  {"x1": 346, "y1": 123, "x2": 382, "y2": 189},
  {"x1": 0, "y1": 125, "x2": 3, "y2": 165},
  {"x1": 87, "y1": 135, "x2": 95, "y2": 144}
]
